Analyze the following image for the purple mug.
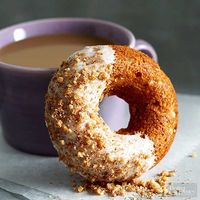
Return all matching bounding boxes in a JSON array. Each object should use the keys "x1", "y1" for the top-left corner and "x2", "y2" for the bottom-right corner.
[{"x1": 0, "y1": 18, "x2": 157, "y2": 156}]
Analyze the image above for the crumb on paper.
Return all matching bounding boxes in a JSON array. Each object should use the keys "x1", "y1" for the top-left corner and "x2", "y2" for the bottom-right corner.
[
  {"x1": 189, "y1": 152, "x2": 198, "y2": 158},
  {"x1": 73, "y1": 170, "x2": 177, "y2": 198}
]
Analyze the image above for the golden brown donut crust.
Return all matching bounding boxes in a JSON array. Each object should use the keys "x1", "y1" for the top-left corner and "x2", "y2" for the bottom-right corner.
[{"x1": 109, "y1": 45, "x2": 178, "y2": 164}]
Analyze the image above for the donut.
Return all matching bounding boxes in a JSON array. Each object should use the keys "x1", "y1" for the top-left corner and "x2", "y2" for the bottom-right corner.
[{"x1": 45, "y1": 45, "x2": 178, "y2": 182}]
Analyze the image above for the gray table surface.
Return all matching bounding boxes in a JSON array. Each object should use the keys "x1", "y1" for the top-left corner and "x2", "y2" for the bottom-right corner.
[{"x1": 0, "y1": 93, "x2": 200, "y2": 200}]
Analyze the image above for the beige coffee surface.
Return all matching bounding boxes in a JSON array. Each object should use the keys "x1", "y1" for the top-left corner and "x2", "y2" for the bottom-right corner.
[{"x1": 0, "y1": 34, "x2": 112, "y2": 68}]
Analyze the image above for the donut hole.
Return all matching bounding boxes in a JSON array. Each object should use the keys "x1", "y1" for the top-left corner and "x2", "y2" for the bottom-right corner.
[
  {"x1": 108, "y1": 85, "x2": 153, "y2": 135},
  {"x1": 99, "y1": 95, "x2": 130, "y2": 131}
]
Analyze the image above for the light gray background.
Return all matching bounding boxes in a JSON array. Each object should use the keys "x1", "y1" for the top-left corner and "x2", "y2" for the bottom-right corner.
[{"x1": 0, "y1": 0, "x2": 199, "y2": 94}]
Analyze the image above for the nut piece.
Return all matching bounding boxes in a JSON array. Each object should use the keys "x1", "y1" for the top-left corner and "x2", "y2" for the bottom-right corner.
[
  {"x1": 191, "y1": 152, "x2": 198, "y2": 158},
  {"x1": 77, "y1": 185, "x2": 85, "y2": 193},
  {"x1": 57, "y1": 76, "x2": 64, "y2": 83}
]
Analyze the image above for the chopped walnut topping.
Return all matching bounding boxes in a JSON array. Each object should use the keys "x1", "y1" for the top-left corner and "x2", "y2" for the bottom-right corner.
[
  {"x1": 159, "y1": 170, "x2": 175, "y2": 177},
  {"x1": 76, "y1": 185, "x2": 85, "y2": 193},
  {"x1": 57, "y1": 120, "x2": 63, "y2": 128},
  {"x1": 90, "y1": 184, "x2": 105, "y2": 195},
  {"x1": 69, "y1": 104, "x2": 73, "y2": 110},
  {"x1": 146, "y1": 179, "x2": 163, "y2": 194},
  {"x1": 59, "y1": 140, "x2": 65, "y2": 145},
  {"x1": 57, "y1": 76, "x2": 64, "y2": 83},
  {"x1": 77, "y1": 152, "x2": 84, "y2": 158}
]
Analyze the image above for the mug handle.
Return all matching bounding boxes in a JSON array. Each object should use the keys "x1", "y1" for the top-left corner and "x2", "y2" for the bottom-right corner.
[{"x1": 134, "y1": 39, "x2": 158, "y2": 62}]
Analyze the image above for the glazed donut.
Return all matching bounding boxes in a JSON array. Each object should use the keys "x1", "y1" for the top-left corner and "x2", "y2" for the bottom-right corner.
[{"x1": 45, "y1": 45, "x2": 178, "y2": 182}]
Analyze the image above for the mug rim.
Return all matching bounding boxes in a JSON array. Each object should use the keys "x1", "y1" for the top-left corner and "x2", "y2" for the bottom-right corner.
[{"x1": 0, "y1": 17, "x2": 135, "y2": 73}]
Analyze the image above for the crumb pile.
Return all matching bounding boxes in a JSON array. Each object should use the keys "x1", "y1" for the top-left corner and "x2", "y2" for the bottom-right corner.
[{"x1": 74, "y1": 170, "x2": 176, "y2": 198}]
